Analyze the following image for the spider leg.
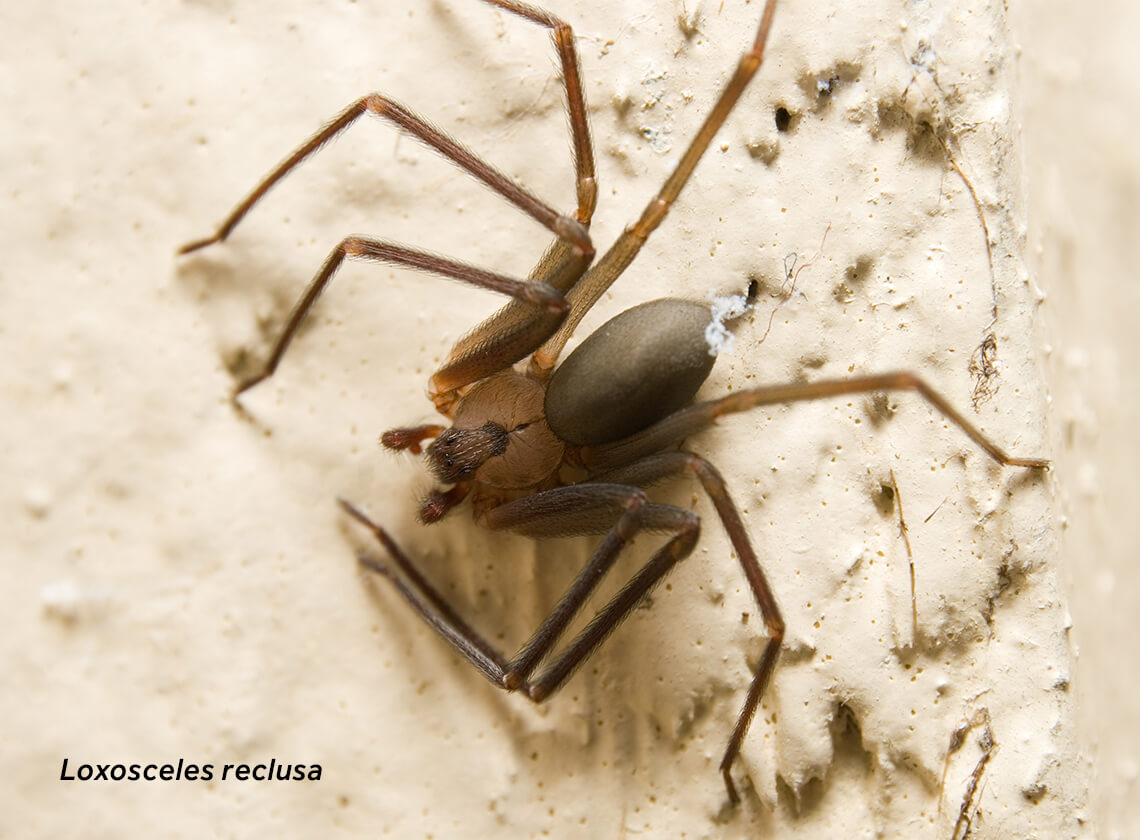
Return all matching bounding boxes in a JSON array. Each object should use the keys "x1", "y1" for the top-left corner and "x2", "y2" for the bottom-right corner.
[
  {"x1": 590, "y1": 451, "x2": 783, "y2": 805},
  {"x1": 230, "y1": 235, "x2": 570, "y2": 398},
  {"x1": 483, "y1": 486, "x2": 698, "y2": 689},
  {"x1": 355, "y1": 550, "x2": 509, "y2": 684},
  {"x1": 421, "y1": 0, "x2": 603, "y2": 391},
  {"x1": 179, "y1": 89, "x2": 597, "y2": 403},
  {"x1": 531, "y1": 0, "x2": 779, "y2": 372},
  {"x1": 523, "y1": 504, "x2": 698, "y2": 701},
  {"x1": 580, "y1": 371, "x2": 1051, "y2": 472},
  {"x1": 179, "y1": 93, "x2": 590, "y2": 256},
  {"x1": 339, "y1": 487, "x2": 699, "y2": 700},
  {"x1": 479, "y1": 0, "x2": 597, "y2": 225}
]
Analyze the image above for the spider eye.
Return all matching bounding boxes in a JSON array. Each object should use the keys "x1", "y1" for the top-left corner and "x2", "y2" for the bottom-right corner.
[{"x1": 425, "y1": 423, "x2": 509, "y2": 484}]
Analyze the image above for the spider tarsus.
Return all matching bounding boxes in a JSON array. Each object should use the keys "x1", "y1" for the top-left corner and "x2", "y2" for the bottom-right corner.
[
  {"x1": 340, "y1": 502, "x2": 401, "y2": 569},
  {"x1": 178, "y1": 234, "x2": 221, "y2": 255},
  {"x1": 722, "y1": 768, "x2": 741, "y2": 807},
  {"x1": 1010, "y1": 456, "x2": 1051, "y2": 470},
  {"x1": 338, "y1": 497, "x2": 376, "y2": 531}
]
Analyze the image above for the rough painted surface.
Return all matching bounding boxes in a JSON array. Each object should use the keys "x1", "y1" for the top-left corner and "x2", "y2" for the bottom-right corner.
[
  {"x1": 1013, "y1": 1, "x2": 1140, "y2": 837},
  {"x1": 3, "y1": 0, "x2": 1106, "y2": 837}
]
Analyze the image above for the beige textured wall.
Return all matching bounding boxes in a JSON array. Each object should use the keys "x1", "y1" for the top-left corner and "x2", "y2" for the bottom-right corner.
[
  {"x1": 1014, "y1": 0, "x2": 1140, "y2": 837},
  {"x1": 2, "y1": 0, "x2": 1128, "y2": 837}
]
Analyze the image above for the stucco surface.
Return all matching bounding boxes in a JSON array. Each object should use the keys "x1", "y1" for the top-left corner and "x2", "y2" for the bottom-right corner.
[{"x1": 4, "y1": 0, "x2": 1127, "y2": 837}]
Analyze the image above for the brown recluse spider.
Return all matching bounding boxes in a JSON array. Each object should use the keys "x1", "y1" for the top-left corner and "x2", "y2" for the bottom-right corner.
[{"x1": 179, "y1": 0, "x2": 1049, "y2": 804}]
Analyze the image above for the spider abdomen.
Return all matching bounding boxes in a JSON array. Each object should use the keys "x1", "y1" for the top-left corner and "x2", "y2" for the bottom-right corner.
[{"x1": 545, "y1": 298, "x2": 717, "y2": 446}]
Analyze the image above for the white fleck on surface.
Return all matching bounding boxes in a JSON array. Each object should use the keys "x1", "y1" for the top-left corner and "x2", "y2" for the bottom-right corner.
[
  {"x1": 704, "y1": 291, "x2": 752, "y2": 356},
  {"x1": 40, "y1": 579, "x2": 86, "y2": 620}
]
